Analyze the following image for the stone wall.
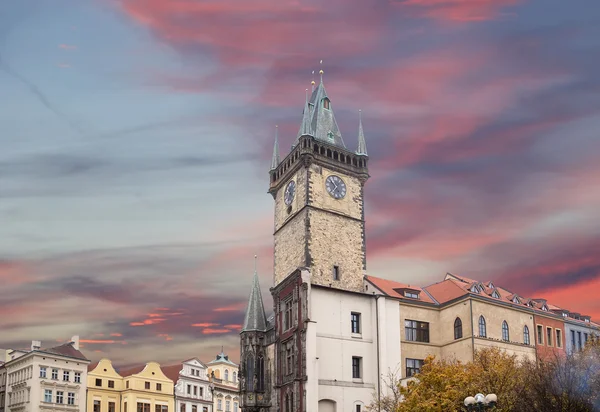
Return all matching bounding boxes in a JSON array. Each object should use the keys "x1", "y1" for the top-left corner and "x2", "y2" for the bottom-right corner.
[{"x1": 274, "y1": 209, "x2": 307, "y2": 286}]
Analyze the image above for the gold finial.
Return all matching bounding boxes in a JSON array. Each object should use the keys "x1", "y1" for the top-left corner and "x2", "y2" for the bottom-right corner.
[
  {"x1": 254, "y1": 255, "x2": 257, "y2": 272},
  {"x1": 319, "y1": 60, "x2": 324, "y2": 81}
]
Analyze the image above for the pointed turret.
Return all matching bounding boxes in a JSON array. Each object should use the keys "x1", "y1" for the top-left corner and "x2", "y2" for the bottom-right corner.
[
  {"x1": 242, "y1": 257, "x2": 268, "y2": 333},
  {"x1": 294, "y1": 67, "x2": 346, "y2": 149},
  {"x1": 270, "y1": 126, "x2": 280, "y2": 171},
  {"x1": 356, "y1": 109, "x2": 367, "y2": 156},
  {"x1": 297, "y1": 89, "x2": 313, "y2": 139}
]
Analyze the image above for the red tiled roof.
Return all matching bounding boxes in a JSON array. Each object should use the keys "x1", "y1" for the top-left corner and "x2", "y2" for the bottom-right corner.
[
  {"x1": 161, "y1": 363, "x2": 182, "y2": 384},
  {"x1": 41, "y1": 343, "x2": 88, "y2": 361},
  {"x1": 424, "y1": 279, "x2": 469, "y2": 304},
  {"x1": 366, "y1": 275, "x2": 435, "y2": 304}
]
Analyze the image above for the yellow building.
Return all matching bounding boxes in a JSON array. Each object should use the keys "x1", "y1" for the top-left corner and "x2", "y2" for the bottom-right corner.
[
  {"x1": 88, "y1": 358, "x2": 124, "y2": 412},
  {"x1": 207, "y1": 351, "x2": 239, "y2": 412},
  {"x1": 119, "y1": 362, "x2": 174, "y2": 412}
]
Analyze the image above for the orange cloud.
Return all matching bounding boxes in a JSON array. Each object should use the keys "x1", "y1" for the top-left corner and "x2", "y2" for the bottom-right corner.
[
  {"x1": 202, "y1": 328, "x2": 231, "y2": 335},
  {"x1": 110, "y1": 333, "x2": 123, "y2": 337},
  {"x1": 191, "y1": 323, "x2": 219, "y2": 328},
  {"x1": 223, "y1": 324, "x2": 242, "y2": 330},
  {"x1": 213, "y1": 303, "x2": 246, "y2": 312},
  {"x1": 157, "y1": 333, "x2": 173, "y2": 341},
  {"x1": 80, "y1": 339, "x2": 116, "y2": 344}
]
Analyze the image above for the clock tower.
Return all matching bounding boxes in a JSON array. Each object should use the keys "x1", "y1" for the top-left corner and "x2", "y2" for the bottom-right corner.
[{"x1": 268, "y1": 71, "x2": 369, "y2": 293}]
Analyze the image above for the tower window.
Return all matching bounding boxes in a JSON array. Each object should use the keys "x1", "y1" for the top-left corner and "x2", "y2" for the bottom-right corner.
[
  {"x1": 333, "y1": 265, "x2": 340, "y2": 280},
  {"x1": 323, "y1": 98, "x2": 330, "y2": 109}
]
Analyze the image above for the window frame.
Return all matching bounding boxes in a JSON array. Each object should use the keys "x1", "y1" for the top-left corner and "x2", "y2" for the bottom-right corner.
[
  {"x1": 556, "y1": 329, "x2": 562, "y2": 348},
  {"x1": 333, "y1": 265, "x2": 340, "y2": 281},
  {"x1": 547, "y1": 327, "x2": 553, "y2": 347},
  {"x1": 478, "y1": 316, "x2": 487, "y2": 338},
  {"x1": 405, "y1": 319, "x2": 430, "y2": 343},
  {"x1": 502, "y1": 320, "x2": 510, "y2": 342},
  {"x1": 283, "y1": 298, "x2": 293, "y2": 331},
  {"x1": 351, "y1": 312, "x2": 361, "y2": 334},
  {"x1": 454, "y1": 317, "x2": 463, "y2": 340},
  {"x1": 537, "y1": 325, "x2": 544, "y2": 345},
  {"x1": 406, "y1": 358, "x2": 424, "y2": 378},
  {"x1": 523, "y1": 325, "x2": 530, "y2": 345},
  {"x1": 351, "y1": 356, "x2": 362, "y2": 379}
]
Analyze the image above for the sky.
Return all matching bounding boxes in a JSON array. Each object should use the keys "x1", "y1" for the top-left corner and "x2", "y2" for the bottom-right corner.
[{"x1": 1, "y1": 0, "x2": 599, "y2": 368}]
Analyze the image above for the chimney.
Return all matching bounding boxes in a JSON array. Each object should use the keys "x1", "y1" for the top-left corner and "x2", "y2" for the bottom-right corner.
[
  {"x1": 31, "y1": 340, "x2": 42, "y2": 351},
  {"x1": 71, "y1": 335, "x2": 80, "y2": 350}
]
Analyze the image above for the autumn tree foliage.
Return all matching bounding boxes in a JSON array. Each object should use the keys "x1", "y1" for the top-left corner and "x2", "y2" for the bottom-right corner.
[{"x1": 369, "y1": 340, "x2": 600, "y2": 412}]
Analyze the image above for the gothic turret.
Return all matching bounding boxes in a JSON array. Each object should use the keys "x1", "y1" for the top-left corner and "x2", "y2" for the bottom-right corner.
[
  {"x1": 242, "y1": 260, "x2": 268, "y2": 333},
  {"x1": 294, "y1": 69, "x2": 346, "y2": 149},
  {"x1": 356, "y1": 109, "x2": 368, "y2": 156}
]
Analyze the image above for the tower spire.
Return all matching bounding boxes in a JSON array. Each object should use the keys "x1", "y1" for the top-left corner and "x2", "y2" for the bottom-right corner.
[
  {"x1": 270, "y1": 125, "x2": 280, "y2": 171},
  {"x1": 356, "y1": 109, "x2": 368, "y2": 156},
  {"x1": 297, "y1": 88, "x2": 312, "y2": 138},
  {"x1": 242, "y1": 256, "x2": 268, "y2": 333}
]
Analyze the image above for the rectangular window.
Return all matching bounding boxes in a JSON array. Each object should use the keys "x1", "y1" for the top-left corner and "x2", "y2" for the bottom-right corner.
[
  {"x1": 108, "y1": 380, "x2": 115, "y2": 388},
  {"x1": 74, "y1": 372, "x2": 81, "y2": 383},
  {"x1": 155, "y1": 406, "x2": 168, "y2": 412},
  {"x1": 226, "y1": 400, "x2": 231, "y2": 412},
  {"x1": 157, "y1": 383, "x2": 162, "y2": 391},
  {"x1": 204, "y1": 408, "x2": 209, "y2": 412},
  {"x1": 284, "y1": 299, "x2": 293, "y2": 330},
  {"x1": 68, "y1": 393, "x2": 75, "y2": 405},
  {"x1": 63, "y1": 371, "x2": 69, "y2": 381},
  {"x1": 537, "y1": 325, "x2": 544, "y2": 345},
  {"x1": 56, "y1": 391, "x2": 64, "y2": 404},
  {"x1": 109, "y1": 402, "x2": 116, "y2": 412},
  {"x1": 404, "y1": 291, "x2": 419, "y2": 299},
  {"x1": 356, "y1": 405, "x2": 362, "y2": 412},
  {"x1": 405, "y1": 320, "x2": 429, "y2": 343},
  {"x1": 286, "y1": 347, "x2": 293, "y2": 375},
  {"x1": 40, "y1": 367, "x2": 47, "y2": 378},
  {"x1": 145, "y1": 381, "x2": 150, "y2": 390},
  {"x1": 200, "y1": 387, "x2": 203, "y2": 397},
  {"x1": 52, "y1": 369, "x2": 58, "y2": 380},
  {"x1": 233, "y1": 403, "x2": 238, "y2": 412},
  {"x1": 584, "y1": 333, "x2": 589, "y2": 343},
  {"x1": 187, "y1": 384, "x2": 191, "y2": 394},
  {"x1": 351, "y1": 312, "x2": 361, "y2": 334},
  {"x1": 44, "y1": 389, "x2": 52, "y2": 403},
  {"x1": 124, "y1": 402, "x2": 128, "y2": 412},
  {"x1": 547, "y1": 327, "x2": 553, "y2": 346},
  {"x1": 406, "y1": 358, "x2": 424, "y2": 377},
  {"x1": 571, "y1": 330, "x2": 576, "y2": 350},
  {"x1": 352, "y1": 356, "x2": 362, "y2": 379},
  {"x1": 126, "y1": 380, "x2": 130, "y2": 388},
  {"x1": 192, "y1": 406, "x2": 197, "y2": 412},
  {"x1": 556, "y1": 330, "x2": 562, "y2": 348},
  {"x1": 96, "y1": 378, "x2": 102, "y2": 387},
  {"x1": 138, "y1": 403, "x2": 151, "y2": 412},
  {"x1": 333, "y1": 265, "x2": 340, "y2": 280},
  {"x1": 217, "y1": 399, "x2": 222, "y2": 410},
  {"x1": 577, "y1": 332, "x2": 582, "y2": 350},
  {"x1": 193, "y1": 385, "x2": 197, "y2": 395},
  {"x1": 94, "y1": 400, "x2": 101, "y2": 412}
]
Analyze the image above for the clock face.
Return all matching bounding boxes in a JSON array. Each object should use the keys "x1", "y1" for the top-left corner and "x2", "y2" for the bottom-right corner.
[
  {"x1": 284, "y1": 180, "x2": 296, "y2": 205},
  {"x1": 325, "y1": 175, "x2": 346, "y2": 199}
]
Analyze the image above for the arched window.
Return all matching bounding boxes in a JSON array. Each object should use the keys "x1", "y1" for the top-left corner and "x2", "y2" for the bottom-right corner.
[
  {"x1": 454, "y1": 317, "x2": 463, "y2": 340},
  {"x1": 246, "y1": 355, "x2": 254, "y2": 392},
  {"x1": 257, "y1": 356, "x2": 265, "y2": 392},
  {"x1": 524, "y1": 325, "x2": 530, "y2": 345},
  {"x1": 479, "y1": 316, "x2": 487, "y2": 337},
  {"x1": 224, "y1": 369, "x2": 229, "y2": 381},
  {"x1": 233, "y1": 372, "x2": 237, "y2": 383},
  {"x1": 502, "y1": 321, "x2": 510, "y2": 341}
]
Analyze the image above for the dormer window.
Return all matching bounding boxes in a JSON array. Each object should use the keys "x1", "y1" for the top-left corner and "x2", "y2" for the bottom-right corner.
[
  {"x1": 562, "y1": 313, "x2": 567, "y2": 318},
  {"x1": 492, "y1": 290, "x2": 500, "y2": 299},
  {"x1": 405, "y1": 291, "x2": 419, "y2": 299},
  {"x1": 393, "y1": 288, "x2": 420, "y2": 299},
  {"x1": 542, "y1": 305, "x2": 548, "y2": 311},
  {"x1": 488, "y1": 282, "x2": 495, "y2": 289},
  {"x1": 323, "y1": 98, "x2": 330, "y2": 109},
  {"x1": 470, "y1": 285, "x2": 480, "y2": 294},
  {"x1": 512, "y1": 296, "x2": 520, "y2": 304}
]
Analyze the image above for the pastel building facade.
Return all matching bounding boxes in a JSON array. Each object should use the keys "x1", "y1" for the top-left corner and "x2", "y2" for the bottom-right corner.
[
  {"x1": 2, "y1": 337, "x2": 89, "y2": 412},
  {"x1": 119, "y1": 362, "x2": 174, "y2": 412},
  {"x1": 87, "y1": 358, "x2": 125, "y2": 412},
  {"x1": 163, "y1": 358, "x2": 213, "y2": 412},
  {"x1": 206, "y1": 352, "x2": 239, "y2": 412}
]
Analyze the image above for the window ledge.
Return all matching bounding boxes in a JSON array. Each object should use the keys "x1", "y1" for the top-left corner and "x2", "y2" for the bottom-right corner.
[
  {"x1": 351, "y1": 333, "x2": 362, "y2": 339},
  {"x1": 352, "y1": 378, "x2": 363, "y2": 384}
]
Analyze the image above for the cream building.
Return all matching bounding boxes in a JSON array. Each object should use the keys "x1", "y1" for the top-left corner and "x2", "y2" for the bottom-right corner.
[
  {"x1": 119, "y1": 362, "x2": 174, "y2": 412},
  {"x1": 206, "y1": 352, "x2": 239, "y2": 412},
  {"x1": 163, "y1": 358, "x2": 213, "y2": 412},
  {"x1": 87, "y1": 358, "x2": 125, "y2": 412},
  {"x1": 2, "y1": 336, "x2": 89, "y2": 412}
]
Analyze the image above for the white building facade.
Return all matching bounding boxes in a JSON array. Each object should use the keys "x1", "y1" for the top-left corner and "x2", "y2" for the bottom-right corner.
[
  {"x1": 206, "y1": 352, "x2": 239, "y2": 412},
  {"x1": 166, "y1": 358, "x2": 213, "y2": 412},
  {"x1": 2, "y1": 336, "x2": 89, "y2": 412}
]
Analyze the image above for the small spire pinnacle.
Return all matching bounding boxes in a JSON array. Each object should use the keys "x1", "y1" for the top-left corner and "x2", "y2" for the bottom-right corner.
[
  {"x1": 356, "y1": 109, "x2": 368, "y2": 156},
  {"x1": 319, "y1": 60, "x2": 324, "y2": 83},
  {"x1": 242, "y1": 257, "x2": 268, "y2": 333},
  {"x1": 254, "y1": 255, "x2": 257, "y2": 273},
  {"x1": 270, "y1": 125, "x2": 280, "y2": 171},
  {"x1": 311, "y1": 70, "x2": 315, "y2": 91}
]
